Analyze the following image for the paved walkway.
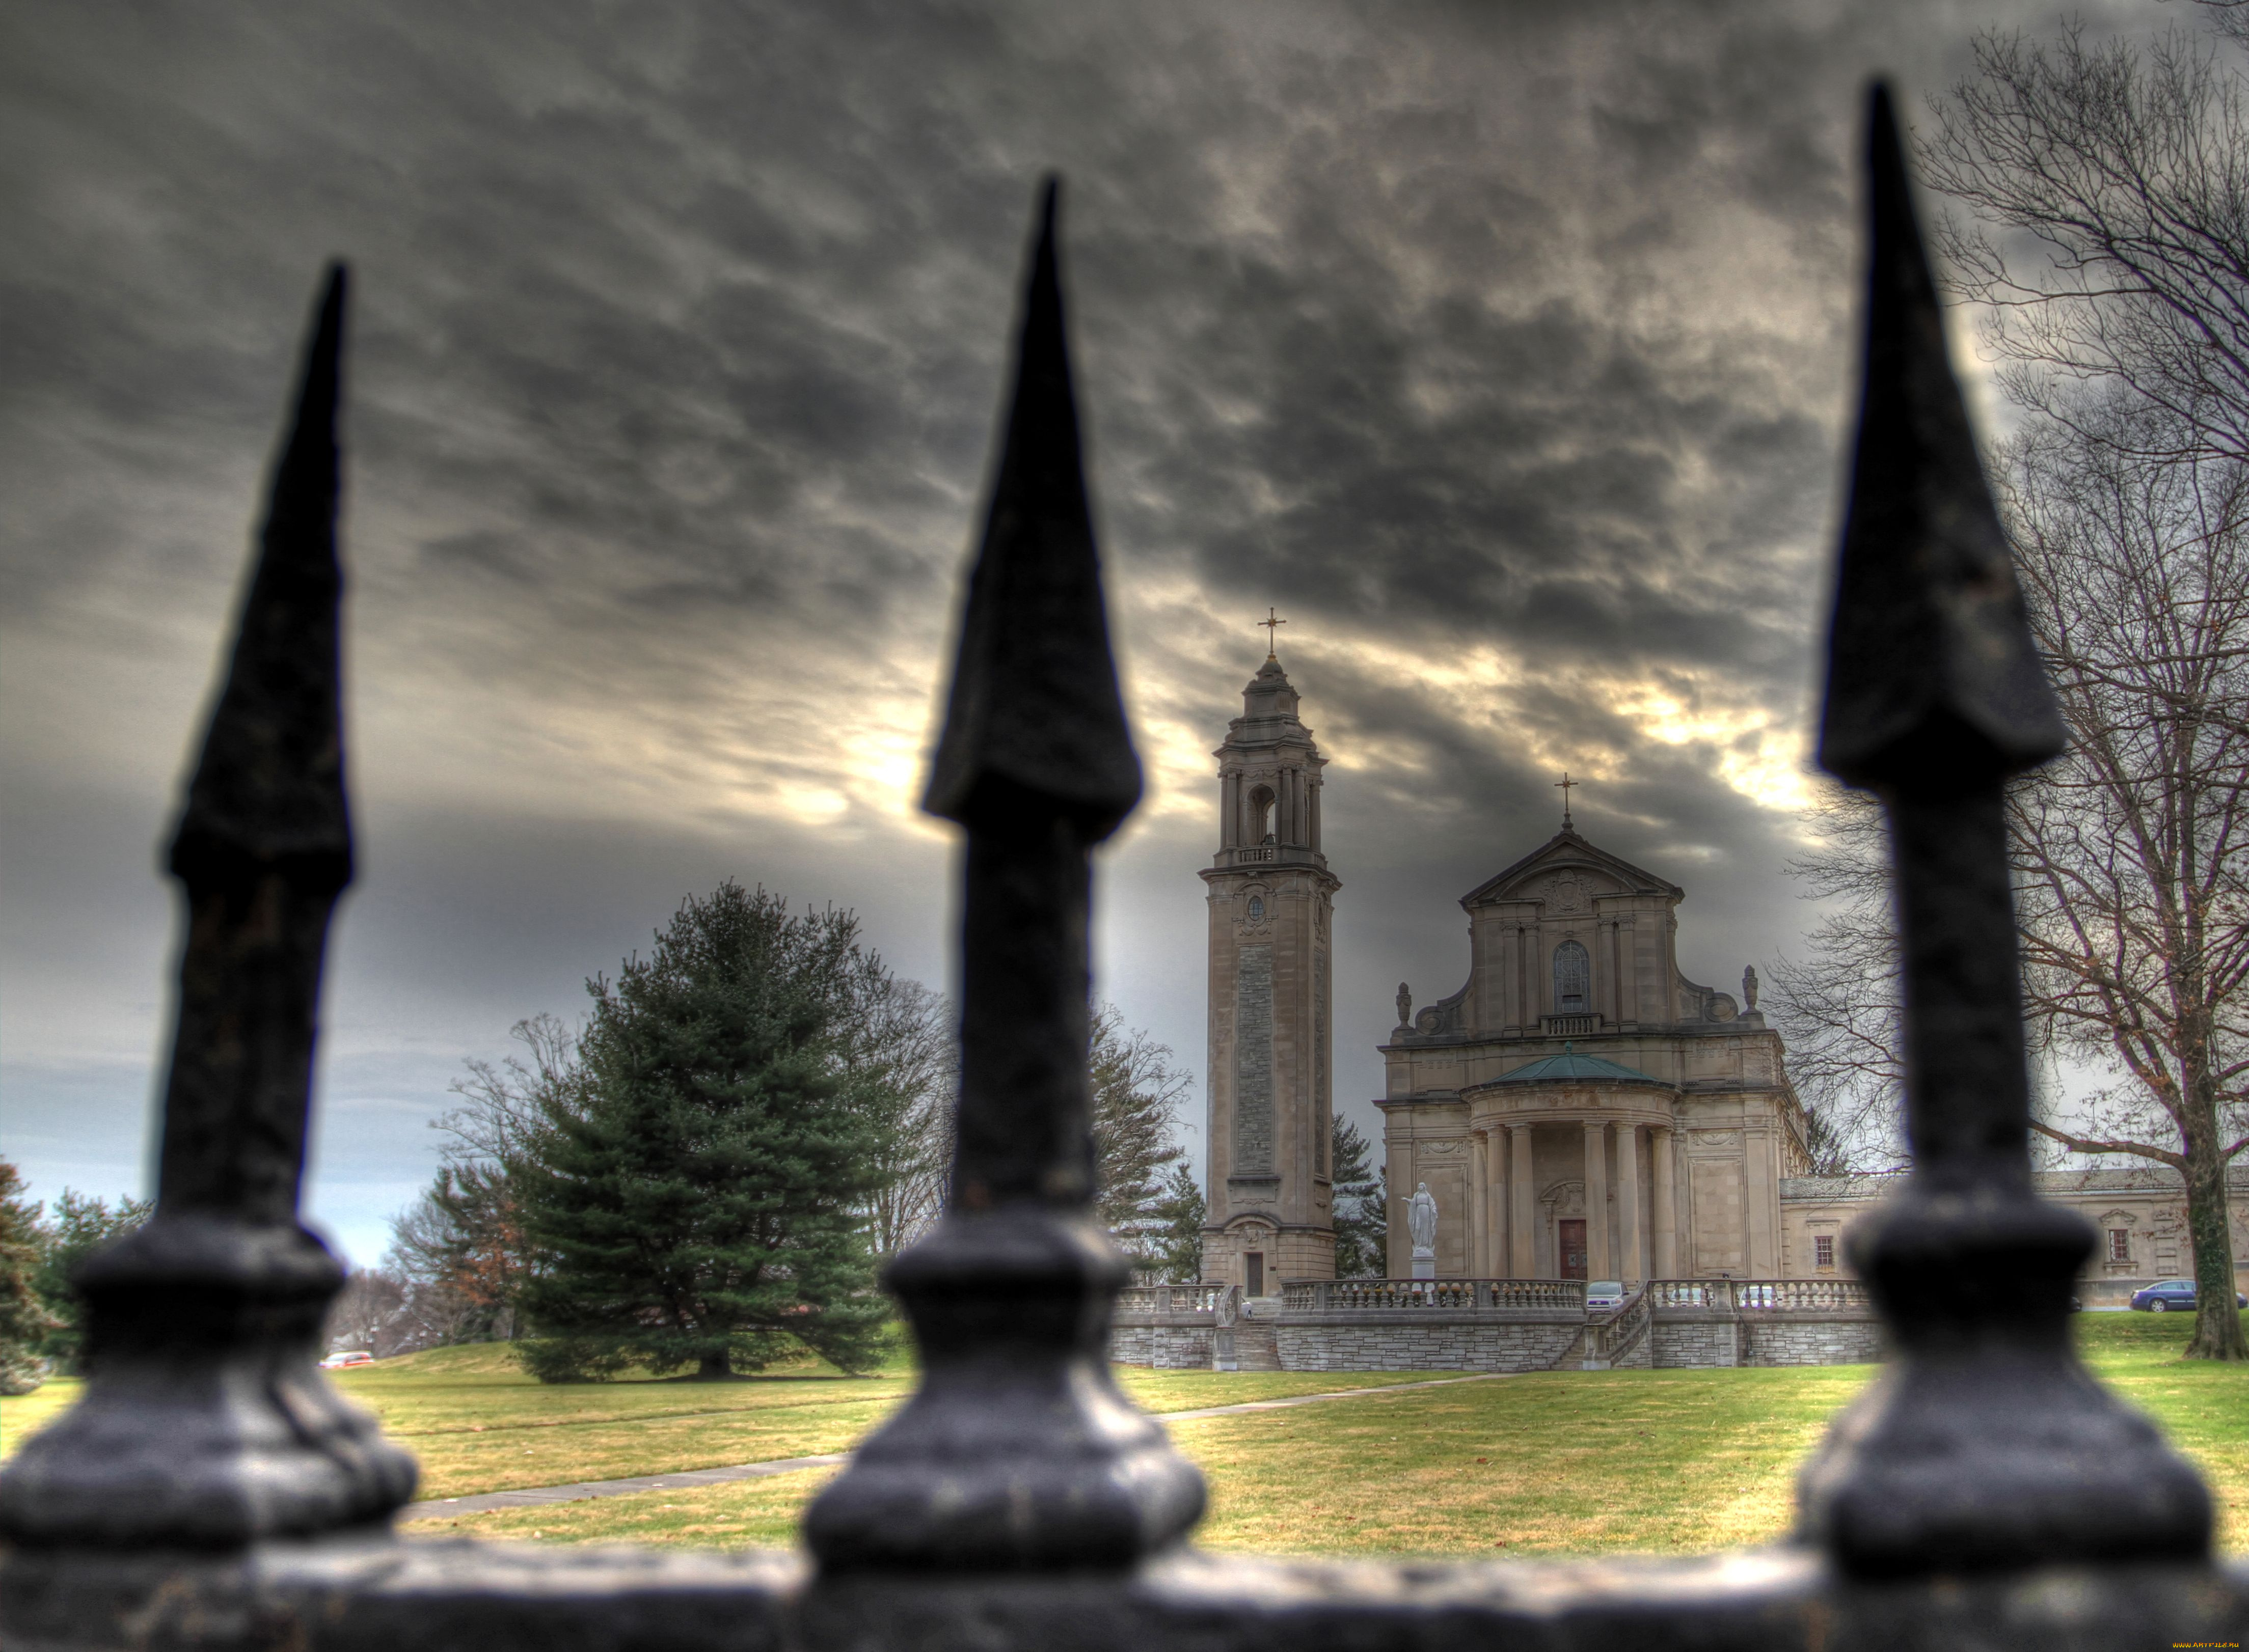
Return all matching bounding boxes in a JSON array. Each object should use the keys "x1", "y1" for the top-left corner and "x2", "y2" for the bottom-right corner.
[{"x1": 398, "y1": 1372, "x2": 1510, "y2": 1523}]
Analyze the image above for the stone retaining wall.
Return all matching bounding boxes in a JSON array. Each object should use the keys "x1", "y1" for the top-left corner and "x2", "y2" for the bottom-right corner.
[
  {"x1": 1112, "y1": 1302, "x2": 1883, "y2": 1372},
  {"x1": 1109, "y1": 1321, "x2": 1214, "y2": 1369},
  {"x1": 1742, "y1": 1312, "x2": 1883, "y2": 1366},
  {"x1": 1652, "y1": 1317, "x2": 1740, "y2": 1368},
  {"x1": 1272, "y1": 1313, "x2": 1582, "y2": 1373}
]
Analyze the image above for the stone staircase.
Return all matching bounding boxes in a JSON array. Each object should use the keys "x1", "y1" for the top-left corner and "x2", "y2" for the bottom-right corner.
[
  {"x1": 1551, "y1": 1287, "x2": 1652, "y2": 1370},
  {"x1": 1231, "y1": 1320, "x2": 1282, "y2": 1371},
  {"x1": 1209, "y1": 1294, "x2": 1283, "y2": 1371}
]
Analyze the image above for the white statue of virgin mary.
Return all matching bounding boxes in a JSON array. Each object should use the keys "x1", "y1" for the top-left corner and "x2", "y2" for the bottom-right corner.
[{"x1": 1407, "y1": 1182, "x2": 1439, "y2": 1278}]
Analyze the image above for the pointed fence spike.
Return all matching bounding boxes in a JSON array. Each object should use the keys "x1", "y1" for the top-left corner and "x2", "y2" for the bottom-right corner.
[
  {"x1": 924, "y1": 175, "x2": 1143, "y2": 838},
  {"x1": 1817, "y1": 82, "x2": 2067, "y2": 794},
  {"x1": 173, "y1": 262, "x2": 353, "y2": 889},
  {"x1": 1795, "y1": 85, "x2": 2210, "y2": 1578},
  {"x1": 805, "y1": 179, "x2": 1203, "y2": 1573},
  {"x1": 0, "y1": 263, "x2": 417, "y2": 1547}
]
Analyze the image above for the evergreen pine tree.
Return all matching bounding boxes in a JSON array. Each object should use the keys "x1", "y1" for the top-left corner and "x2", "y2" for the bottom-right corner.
[
  {"x1": 1147, "y1": 1162, "x2": 1207, "y2": 1283},
  {"x1": 1330, "y1": 1117, "x2": 1388, "y2": 1279},
  {"x1": 30, "y1": 1186, "x2": 150, "y2": 1371},
  {"x1": 513, "y1": 883, "x2": 892, "y2": 1380},
  {"x1": 1088, "y1": 1006, "x2": 1192, "y2": 1264},
  {"x1": 0, "y1": 1162, "x2": 60, "y2": 1395}
]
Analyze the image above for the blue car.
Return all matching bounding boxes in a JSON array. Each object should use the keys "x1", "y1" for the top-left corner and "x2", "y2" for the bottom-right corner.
[{"x1": 2129, "y1": 1278, "x2": 2248, "y2": 1312}]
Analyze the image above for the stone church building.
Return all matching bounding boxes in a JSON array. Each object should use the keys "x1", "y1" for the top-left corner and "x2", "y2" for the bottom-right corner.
[
  {"x1": 1178, "y1": 649, "x2": 2235, "y2": 1369},
  {"x1": 1198, "y1": 646, "x2": 1809, "y2": 1293},
  {"x1": 1375, "y1": 819, "x2": 1810, "y2": 1284}
]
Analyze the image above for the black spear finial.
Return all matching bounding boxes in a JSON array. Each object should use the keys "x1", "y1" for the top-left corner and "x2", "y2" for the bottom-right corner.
[
  {"x1": 925, "y1": 177, "x2": 1143, "y2": 841},
  {"x1": 1795, "y1": 85, "x2": 2209, "y2": 1577},
  {"x1": 160, "y1": 262, "x2": 355, "y2": 1223},
  {"x1": 0, "y1": 265, "x2": 417, "y2": 1547},
  {"x1": 805, "y1": 179, "x2": 1205, "y2": 1572},
  {"x1": 1817, "y1": 83, "x2": 2068, "y2": 792}
]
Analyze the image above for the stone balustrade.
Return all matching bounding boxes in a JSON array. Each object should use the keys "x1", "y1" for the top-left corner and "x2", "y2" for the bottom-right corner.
[
  {"x1": 1649, "y1": 1278, "x2": 1873, "y2": 1311},
  {"x1": 1261, "y1": 1278, "x2": 1872, "y2": 1316},
  {"x1": 1116, "y1": 1284, "x2": 1227, "y2": 1316},
  {"x1": 1735, "y1": 1279, "x2": 1872, "y2": 1311},
  {"x1": 1281, "y1": 1278, "x2": 1586, "y2": 1311}
]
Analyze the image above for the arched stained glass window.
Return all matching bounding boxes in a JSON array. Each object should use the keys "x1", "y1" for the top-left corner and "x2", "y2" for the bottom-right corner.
[{"x1": 1553, "y1": 940, "x2": 1591, "y2": 1013}]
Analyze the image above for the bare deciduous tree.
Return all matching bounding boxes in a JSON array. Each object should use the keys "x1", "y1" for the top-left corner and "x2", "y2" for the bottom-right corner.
[
  {"x1": 853, "y1": 979, "x2": 956, "y2": 1262},
  {"x1": 1920, "y1": 20, "x2": 2249, "y2": 470},
  {"x1": 2002, "y1": 395, "x2": 2249, "y2": 1360},
  {"x1": 324, "y1": 1268, "x2": 413, "y2": 1358},
  {"x1": 1768, "y1": 787, "x2": 1910, "y2": 1174},
  {"x1": 1796, "y1": 9, "x2": 2249, "y2": 1361},
  {"x1": 1771, "y1": 395, "x2": 2249, "y2": 1359}
]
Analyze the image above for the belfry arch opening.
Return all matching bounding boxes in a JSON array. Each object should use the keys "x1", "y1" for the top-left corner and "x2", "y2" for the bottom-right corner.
[{"x1": 1249, "y1": 784, "x2": 1276, "y2": 843}]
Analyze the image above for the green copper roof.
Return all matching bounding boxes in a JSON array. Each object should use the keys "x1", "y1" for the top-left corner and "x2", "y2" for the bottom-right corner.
[{"x1": 1492, "y1": 1042, "x2": 1667, "y2": 1086}]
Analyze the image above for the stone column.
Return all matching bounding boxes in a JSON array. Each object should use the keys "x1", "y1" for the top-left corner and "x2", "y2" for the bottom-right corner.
[
  {"x1": 1615, "y1": 1125, "x2": 1643, "y2": 1285},
  {"x1": 1392, "y1": 1140, "x2": 1414, "y2": 1278},
  {"x1": 1651, "y1": 1125, "x2": 1677, "y2": 1278},
  {"x1": 1509, "y1": 1123, "x2": 1535, "y2": 1277},
  {"x1": 1582, "y1": 1119, "x2": 1611, "y2": 1281},
  {"x1": 1485, "y1": 1127, "x2": 1506, "y2": 1277},
  {"x1": 1465, "y1": 1131, "x2": 1485, "y2": 1279}
]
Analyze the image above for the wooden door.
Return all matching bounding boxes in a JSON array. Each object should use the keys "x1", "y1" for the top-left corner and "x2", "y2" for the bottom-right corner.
[{"x1": 1559, "y1": 1219, "x2": 1587, "y2": 1280}]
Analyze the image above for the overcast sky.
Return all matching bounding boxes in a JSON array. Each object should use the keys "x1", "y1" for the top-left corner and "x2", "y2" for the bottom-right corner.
[{"x1": 1, "y1": 0, "x2": 2169, "y2": 1265}]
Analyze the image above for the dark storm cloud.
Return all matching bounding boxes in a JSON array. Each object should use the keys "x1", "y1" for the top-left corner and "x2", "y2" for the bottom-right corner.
[
  {"x1": 1, "y1": 0, "x2": 2156, "y2": 1256},
  {"x1": 1, "y1": 0, "x2": 1886, "y2": 688}
]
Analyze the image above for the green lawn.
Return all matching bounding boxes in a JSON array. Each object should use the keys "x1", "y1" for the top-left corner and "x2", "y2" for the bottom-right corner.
[
  {"x1": 0, "y1": 1340, "x2": 1448, "y2": 1503},
  {"x1": 7, "y1": 1312, "x2": 2241, "y2": 1557}
]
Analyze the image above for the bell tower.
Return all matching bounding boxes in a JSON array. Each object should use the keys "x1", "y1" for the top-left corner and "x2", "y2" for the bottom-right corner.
[{"x1": 1200, "y1": 643, "x2": 1339, "y2": 1290}]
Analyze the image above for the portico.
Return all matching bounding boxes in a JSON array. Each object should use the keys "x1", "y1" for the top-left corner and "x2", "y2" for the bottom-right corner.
[
  {"x1": 1377, "y1": 819, "x2": 1808, "y2": 1281},
  {"x1": 1452, "y1": 1050, "x2": 1677, "y2": 1282}
]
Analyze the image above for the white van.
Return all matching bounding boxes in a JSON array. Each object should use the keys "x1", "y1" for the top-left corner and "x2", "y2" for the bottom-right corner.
[{"x1": 1584, "y1": 1281, "x2": 1625, "y2": 1310}]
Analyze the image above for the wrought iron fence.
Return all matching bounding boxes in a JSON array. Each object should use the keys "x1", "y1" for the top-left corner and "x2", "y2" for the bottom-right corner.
[{"x1": 1, "y1": 89, "x2": 2242, "y2": 1652}]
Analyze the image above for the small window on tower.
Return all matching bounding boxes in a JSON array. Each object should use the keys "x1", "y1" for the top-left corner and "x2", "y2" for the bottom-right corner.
[
  {"x1": 1249, "y1": 784, "x2": 1276, "y2": 843},
  {"x1": 1247, "y1": 896, "x2": 1264, "y2": 920}
]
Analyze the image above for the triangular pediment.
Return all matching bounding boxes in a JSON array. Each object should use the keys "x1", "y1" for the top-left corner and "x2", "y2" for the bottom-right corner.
[{"x1": 1459, "y1": 828, "x2": 1683, "y2": 910}]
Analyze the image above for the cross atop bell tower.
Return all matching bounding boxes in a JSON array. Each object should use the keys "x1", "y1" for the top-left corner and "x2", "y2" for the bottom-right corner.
[
  {"x1": 1259, "y1": 607, "x2": 1286, "y2": 659},
  {"x1": 1199, "y1": 647, "x2": 1340, "y2": 1291}
]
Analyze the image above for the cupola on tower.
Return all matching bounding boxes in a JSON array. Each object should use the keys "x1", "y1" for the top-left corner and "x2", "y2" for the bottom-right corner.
[{"x1": 1200, "y1": 633, "x2": 1340, "y2": 1292}]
